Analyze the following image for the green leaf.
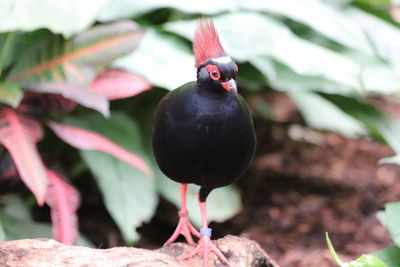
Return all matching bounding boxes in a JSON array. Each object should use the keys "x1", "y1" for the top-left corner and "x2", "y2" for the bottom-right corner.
[
  {"x1": 349, "y1": 254, "x2": 387, "y2": 267},
  {"x1": 114, "y1": 29, "x2": 195, "y2": 90},
  {"x1": 320, "y1": 93, "x2": 400, "y2": 154},
  {"x1": 326, "y1": 232, "x2": 387, "y2": 267},
  {"x1": 0, "y1": 219, "x2": 5, "y2": 241},
  {"x1": 289, "y1": 90, "x2": 366, "y2": 137},
  {"x1": 379, "y1": 155, "x2": 400, "y2": 165},
  {"x1": 0, "y1": 30, "x2": 53, "y2": 74},
  {"x1": 66, "y1": 112, "x2": 158, "y2": 243},
  {"x1": 384, "y1": 202, "x2": 400, "y2": 246},
  {"x1": 0, "y1": 210, "x2": 54, "y2": 240},
  {"x1": 322, "y1": 0, "x2": 353, "y2": 7},
  {"x1": 1, "y1": 195, "x2": 31, "y2": 221},
  {"x1": 253, "y1": 97, "x2": 273, "y2": 120},
  {"x1": 361, "y1": 62, "x2": 400, "y2": 94},
  {"x1": 250, "y1": 56, "x2": 356, "y2": 95},
  {"x1": 346, "y1": 7, "x2": 400, "y2": 72},
  {"x1": 6, "y1": 21, "x2": 143, "y2": 116},
  {"x1": 0, "y1": 0, "x2": 112, "y2": 38},
  {"x1": 372, "y1": 246, "x2": 400, "y2": 267},
  {"x1": 240, "y1": 0, "x2": 373, "y2": 54},
  {"x1": 165, "y1": 12, "x2": 362, "y2": 90},
  {"x1": 8, "y1": 21, "x2": 143, "y2": 85},
  {"x1": 0, "y1": 82, "x2": 23, "y2": 108},
  {"x1": 157, "y1": 173, "x2": 241, "y2": 227},
  {"x1": 0, "y1": 32, "x2": 15, "y2": 76},
  {"x1": 356, "y1": 0, "x2": 391, "y2": 6},
  {"x1": 236, "y1": 62, "x2": 268, "y2": 92},
  {"x1": 98, "y1": 0, "x2": 234, "y2": 21},
  {"x1": 0, "y1": 195, "x2": 92, "y2": 246},
  {"x1": 376, "y1": 210, "x2": 388, "y2": 228}
]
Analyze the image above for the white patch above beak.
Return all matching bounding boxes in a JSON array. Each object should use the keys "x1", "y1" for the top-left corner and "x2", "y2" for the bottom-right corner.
[{"x1": 212, "y1": 56, "x2": 233, "y2": 64}]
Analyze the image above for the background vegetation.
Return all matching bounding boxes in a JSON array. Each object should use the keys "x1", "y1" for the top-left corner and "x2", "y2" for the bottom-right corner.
[{"x1": 1, "y1": 0, "x2": 400, "y2": 266}]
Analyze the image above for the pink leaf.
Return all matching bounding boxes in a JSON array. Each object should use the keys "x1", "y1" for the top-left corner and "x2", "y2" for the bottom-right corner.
[
  {"x1": 47, "y1": 121, "x2": 153, "y2": 178},
  {"x1": 25, "y1": 82, "x2": 109, "y2": 117},
  {"x1": 88, "y1": 69, "x2": 151, "y2": 100},
  {"x1": 45, "y1": 168, "x2": 80, "y2": 245},
  {"x1": 0, "y1": 108, "x2": 47, "y2": 205}
]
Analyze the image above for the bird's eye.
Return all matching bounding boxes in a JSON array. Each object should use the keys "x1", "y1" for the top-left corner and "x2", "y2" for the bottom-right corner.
[{"x1": 205, "y1": 65, "x2": 220, "y2": 80}]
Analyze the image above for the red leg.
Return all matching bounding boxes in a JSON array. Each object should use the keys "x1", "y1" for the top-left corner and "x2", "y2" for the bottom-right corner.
[
  {"x1": 184, "y1": 197, "x2": 229, "y2": 267},
  {"x1": 166, "y1": 184, "x2": 200, "y2": 245}
]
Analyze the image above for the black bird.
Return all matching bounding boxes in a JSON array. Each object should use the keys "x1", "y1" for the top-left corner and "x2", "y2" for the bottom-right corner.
[{"x1": 152, "y1": 19, "x2": 256, "y2": 266}]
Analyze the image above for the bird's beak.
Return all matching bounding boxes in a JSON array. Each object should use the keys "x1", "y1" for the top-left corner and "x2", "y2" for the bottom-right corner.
[{"x1": 220, "y1": 79, "x2": 237, "y2": 93}]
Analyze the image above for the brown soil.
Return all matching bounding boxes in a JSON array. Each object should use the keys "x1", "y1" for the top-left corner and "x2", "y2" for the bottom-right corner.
[{"x1": 75, "y1": 91, "x2": 400, "y2": 267}]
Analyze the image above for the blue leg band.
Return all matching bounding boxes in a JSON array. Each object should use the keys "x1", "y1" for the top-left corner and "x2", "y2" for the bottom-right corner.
[{"x1": 199, "y1": 227, "x2": 212, "y2": 237}]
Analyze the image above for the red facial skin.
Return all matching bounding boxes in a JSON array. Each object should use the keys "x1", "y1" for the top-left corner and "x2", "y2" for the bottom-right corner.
[{"x1": 205, "y1": 64, "x2": 237, "y2": 92}]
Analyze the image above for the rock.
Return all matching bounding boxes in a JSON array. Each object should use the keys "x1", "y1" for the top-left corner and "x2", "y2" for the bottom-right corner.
[{"x1": 0, "y1": 235, "x2": 279, "y2": 267}]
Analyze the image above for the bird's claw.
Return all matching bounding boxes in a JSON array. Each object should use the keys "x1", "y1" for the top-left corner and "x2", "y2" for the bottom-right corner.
[
  {"x1": 165, "y1": 210, "x2": 200, "y2": 245},
  {"x1": 184, "y1": 234, "x2": 229, "y2": 267}
]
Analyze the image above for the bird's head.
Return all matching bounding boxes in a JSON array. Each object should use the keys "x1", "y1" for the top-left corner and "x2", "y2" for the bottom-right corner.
[{"x1": 194, "y1": 19, "x2": 238, "y2": 94}]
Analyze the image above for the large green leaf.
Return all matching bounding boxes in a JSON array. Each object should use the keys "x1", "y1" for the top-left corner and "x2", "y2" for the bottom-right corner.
[
  {"x1": 361, "y1": 62, "x2": 400, "y2": 94},
  {"x1": 250, "y1": 56, "x2": 356, "y2": 96},
  {"x1": 384, "y1": 202, "x2": 400, "y2": 247},
  {"x1": 66, "y1": 112, "x2": 157, "y2": 243},
  {"x1": 320, "y1": 93, "x2": 400, "y2": 154},
  {"x1": 0, "y1": 0, "x2": 112, "y2": 38},
  {"x1": 336, "y1": 49, "x2": 400, "y2": 95},
  {"x1": 114, "y1": 29, "x2": 195, "y2": 90},
  {"x1": 346, "y1": 7, "x2": 400, "y2": 71},
  {"x1": 249, "y1": 56, "x2": 367, "y2": 138},
  {"x1": 98, "y1": 0, "x2": 234, "y2": 21},
  {"x1": 0, "y1": 195, "x2": 92, "y2": 246},
  {"x1": 372, "y1": 246, "x2": 400, "y2": 267},
  {"x1": 240, "y1": 0, "x2": 373, "y2": 54},
  {"x1": 157, "y1": 171, "x2": 241, "y2": 227},
  {"x1": 0, "y1": 82, "x2": 23, "y2": 108},
  {"x1": 7, "y1": 21, "x2": 143, "y2": 85},
  {"x1": 6, "y1": 21, "x2": 143, "y2": 116},
  {"x1": 289, "y1": 90, "x2": 366, "y2": 137},
  {"x1": 165, "y1": 12, "x2": 362, "y2": 90}
]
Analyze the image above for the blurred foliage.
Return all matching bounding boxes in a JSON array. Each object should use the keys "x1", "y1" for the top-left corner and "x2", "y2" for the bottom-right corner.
[
  {"x1": 326, "y1": 233, "x2": 387, "y2": 267},
  {"x1": 1, "y1": 0, "x2": 400, "y2": 263},
  {"x1": 0, "y1": 195, "x2": 92, "y2": 246}
]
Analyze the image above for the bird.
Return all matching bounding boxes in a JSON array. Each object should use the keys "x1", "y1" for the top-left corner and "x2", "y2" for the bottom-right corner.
[{"x1": 152, "y1": 19, "x2": 256, "y2": 266}]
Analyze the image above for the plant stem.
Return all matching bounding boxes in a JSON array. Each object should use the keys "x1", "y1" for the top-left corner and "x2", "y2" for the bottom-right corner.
[{"x1": 326, "y1": 232, "x2": 344, "y2": 266}]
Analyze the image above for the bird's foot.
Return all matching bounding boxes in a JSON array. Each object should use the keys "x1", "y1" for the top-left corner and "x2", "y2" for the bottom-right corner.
[
  {"x1": 165, "y1": 210, "x2": 200, "y2": 245},
  {"x1": 184, "y1": 228, "x2": 229, "y2": 267}
]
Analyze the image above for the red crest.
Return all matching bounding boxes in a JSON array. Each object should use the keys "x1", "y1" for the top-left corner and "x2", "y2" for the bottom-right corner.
[{"x1": 193, "y1": 19, "x2": 226, "y2": 68}]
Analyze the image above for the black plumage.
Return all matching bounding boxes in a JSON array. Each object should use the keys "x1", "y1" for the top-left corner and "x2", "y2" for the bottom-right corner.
[
  {"x1": 152, "y1": 62, "x2": 256, "y2": 201},
  {"x1": 151, "y1": 20, "x2": 256, "y2": 266}
]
